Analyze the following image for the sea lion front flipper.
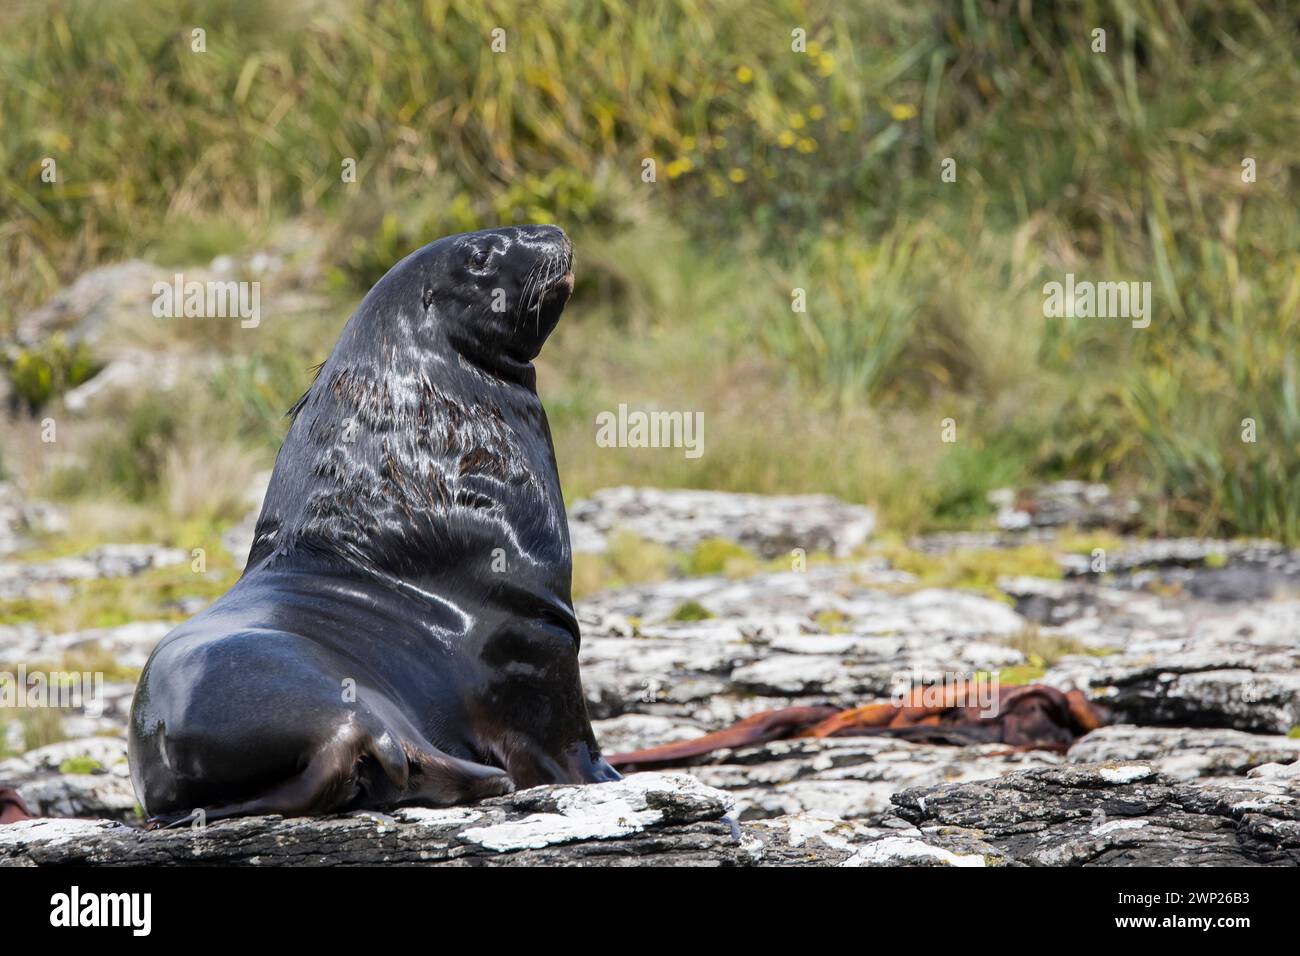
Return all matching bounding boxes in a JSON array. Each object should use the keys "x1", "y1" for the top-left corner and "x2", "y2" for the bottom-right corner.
[{"x1": 396, "y1": 741, "x2": 515, "y2": 806}]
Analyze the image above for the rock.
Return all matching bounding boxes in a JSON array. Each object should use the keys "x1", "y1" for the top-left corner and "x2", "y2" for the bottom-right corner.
[
  {"x1": 578, "y1": 566, "x2": 1027, "y2": 724},
  {"x1": 1044, "y1": 597, "x2": 1300, "y2": 733},
  {"x1": 10, "y1": 251, "x2": 322, "y2": 415},
  {"x1": 0, "y1": 620, "x2": 171, "y2": 671},
  {"x1": 745, "y1": 812, "x2": 1005, "y2": 866},
  {"x1": 662, "y1": 736, "x2": 1062, "y2": 821},
  {"x1": 6, "y1": 486, "x2": 1300, "y2": 866},
  {"x1": 890, "y1": 762, "x2": 1300, "y2": 866},
  {"x1": 1056, "y1": 537, "x2": 1295, "y2": 579},
  {"x1": 0, "y1": 738, "x2": 137, "y2": 822},
  {"x1": 0, "y1": 620, "x2": 162, "y2": 739},
  {"x1": 13, "y1": 253, "x2": 296, "y2": 353},
  {"x1": 0, "y1": 773, "x2": 795, "y2": 867},
  {"x1": 990, "y1": 481, "x2": 1140, "y2": 532},
  {"x1": 1068, "y1": 725, "x2": 1300, "y2": 781},
  {"x1": 591, "y1": 713, "x2": 707, "y2": 754},
  {"x1": 0, "y1": 544, "x2": 187, "y2": 600},
  {"x1": 62, "y1": 351, "x2": 222, "y2": 412},
  {"x1": 0, "y1": 483, "x2": 65, "y2": 558},
  {"x1": 14, "y1": 260, "x2": 161, "y2": 350},
  {"x1": 567, "y1": 487, "x2": 875, "y2": 558},
  {"x1": 839, "y1": 835, "x2": 992, "y2": 867},
  {"x1": 10, "y1": 762, "x2": 1293, "y2": 866}
]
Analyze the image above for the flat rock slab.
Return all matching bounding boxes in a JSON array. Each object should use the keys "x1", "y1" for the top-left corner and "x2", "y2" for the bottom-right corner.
[
  {"x1": 568, "y1": 486, "x2": 876, "y2": 558},
  {"x1": 0, "y1": 773, "x2": 778, "y2": 867},
  {"x1": 0, "y1": 738, "x2": 137, "y2": 822},
  {"x1": 890, "y1": 762, "x2": 1300, "y2": 866},
  {"x1": 1067, "y1": 724, "x2": 1300, "y2": 781},
  {"x1": 0, "y1": 544, "x2": 187, "y2": 600},
  {"x1": 7, "y1": 763, "x2": 1295, "y2": 867}
]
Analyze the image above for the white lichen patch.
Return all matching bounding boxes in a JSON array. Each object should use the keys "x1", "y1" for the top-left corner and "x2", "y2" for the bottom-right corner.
[
  {"x1": 394, "y1": 806, "x2": 483, "y2": 827},
  {"x1": 0, "y1": 817, "x2": 125, "y2": 847},
  {"x1": 1099, "y1": 765, "x2": 1154, "y2": 784},
  {"x1": 780, "y1": 814, "x2": 860, "y2": 850},
  {"x1": 461, "y1": 772, "x2": 728, "y2": 852},
  {"x1": 1230, "y1": 797, "x2": 1292, "y2": 812},
  {"x1": 462, "y1": 801, "x2": 657, "y2": 851},
  {"x1": 1090, "y1": 818, "x2": 1148, "y2": 836},
  {"x1": 839, "y1": 837, "x2": 985, "y2": 867}
]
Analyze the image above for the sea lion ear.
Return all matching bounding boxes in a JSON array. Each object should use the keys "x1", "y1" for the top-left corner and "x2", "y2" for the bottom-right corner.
[{"x1": 422, "y1": 285, "x2": 435, "y2": 310}]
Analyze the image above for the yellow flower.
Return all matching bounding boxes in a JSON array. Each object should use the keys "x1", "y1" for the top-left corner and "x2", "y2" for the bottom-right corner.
[
  {"x1": 797, "y1": 138, "x2": 817, "y2": 153},
  {"x1": 728, "y1": 167, "x2": 747, "y2": 183},
  {"x1": 712, "y1": 134, "x2": 727, "y2": 149},
  {"x1": 807, "y1": 40, "x2": 822, "y2": 57},
  {"x1": 838, "y1": 117, "x2": 853, "y2": 132},
  {"x1": 736, "y1": 65, "x2": 754, "y2": 84},
  {"x1": 666, "y1": 158, "x2": 694, "y2": 179},
  {"x1": 817, "y1": 53, "x2": 834, "y2": 76},
  {"x1": 777, "y1": 130, "x2": 796, "y2": 148},
  {"x1": 890, "y1": 103, "x2": 918, "y2": 121},
  {"x1": 808, "y1": 104, "x2": 825, "y2": 120},
  {"x1": 681, "y1": 135, "x2": 696, "y2": 151},
  {"x1": 790, "y1": 113, "x2": 806, "y2": 129}
]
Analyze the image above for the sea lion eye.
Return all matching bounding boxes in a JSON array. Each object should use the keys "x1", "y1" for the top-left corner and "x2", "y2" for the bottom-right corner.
[
  {"x1": 468, "y1": 248, "x2": 491, "y2": 270},
  {"x1": 422, "y1": 285, "x2": 435, "y2": 309}
]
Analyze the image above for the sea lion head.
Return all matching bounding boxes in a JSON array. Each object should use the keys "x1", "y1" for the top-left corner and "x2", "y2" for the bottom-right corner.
[{"x1": 367, "y1": 223, "x2": 574, "y2": 372}]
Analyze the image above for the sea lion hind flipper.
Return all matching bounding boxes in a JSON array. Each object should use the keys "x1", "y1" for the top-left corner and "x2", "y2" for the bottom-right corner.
[
  {"x1": 166, "y1": 732, "x2": 375, "y2": 822},
  {"x1": 147, "y1": 721, "x2": 402, "y2": 824}
]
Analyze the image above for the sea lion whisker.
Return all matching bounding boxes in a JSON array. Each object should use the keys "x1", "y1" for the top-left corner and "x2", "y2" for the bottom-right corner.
[
  {"x1": 536, "y1": 256, "x2": 558, "y2": 335},
  {"x1": 515, "y1": 259, "x2": 545, "y2": 333}
]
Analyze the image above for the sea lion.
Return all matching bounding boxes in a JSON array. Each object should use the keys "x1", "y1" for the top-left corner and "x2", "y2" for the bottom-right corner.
[{"x1": 128, "y1": 224, "x2": 618, "y2": 823}]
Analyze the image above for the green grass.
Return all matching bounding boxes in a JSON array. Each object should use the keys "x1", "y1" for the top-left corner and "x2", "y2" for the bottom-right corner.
[
  {"x1": 669, "y1": 601, "x2": 715, "y2": 623},
  {"x1": 0, "y1": 561, "x2": 239, "y2": 631},
  {"x1": 58, "y1": 755, "x2": 104, "y2": 774},
  {"x1": 871, "y1": 542, "x2": 1063, "y2": 601},
  {"x1": 680, "y1": 538, "x2": 761, "y2": 577},
  {"x1": 995, "y1": 664, "x2": 1048, "y2": 687},
  {"x1": 571, "y1": 531, "x2": 676, "y2": 599}
]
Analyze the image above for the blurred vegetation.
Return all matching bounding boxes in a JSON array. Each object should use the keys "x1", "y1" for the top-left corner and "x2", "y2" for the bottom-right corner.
[
  {"x1": 3, "y1": 334, "x2": 100, "y2": 412},
  {"x1": 0, "y1": 0, "x2": 1297, "y2": 542},
  {"x1": 0, "y1": 560, "x2": 240, "y2": 631},
  {"x1": 868, "y1": 540, "x2": 1061, "y2": 601}
]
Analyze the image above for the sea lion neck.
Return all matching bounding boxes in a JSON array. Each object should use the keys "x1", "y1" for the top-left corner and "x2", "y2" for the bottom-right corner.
[
  {"x1": 444, "y1": 325, "x2": 541, "y2": 388},
  {"x1": 245, "y1": 334, "x2": 568, "y2": 592}
]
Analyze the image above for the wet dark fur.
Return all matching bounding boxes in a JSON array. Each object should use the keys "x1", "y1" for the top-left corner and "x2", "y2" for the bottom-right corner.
[{"x1": 128, "y1": 225, "x2": 617, "y2": 823}]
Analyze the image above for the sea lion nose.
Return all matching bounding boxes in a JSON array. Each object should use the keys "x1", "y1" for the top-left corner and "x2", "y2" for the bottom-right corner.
[{"x1": 518, "y1": 224, "x2": 570, "y2": 256}]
